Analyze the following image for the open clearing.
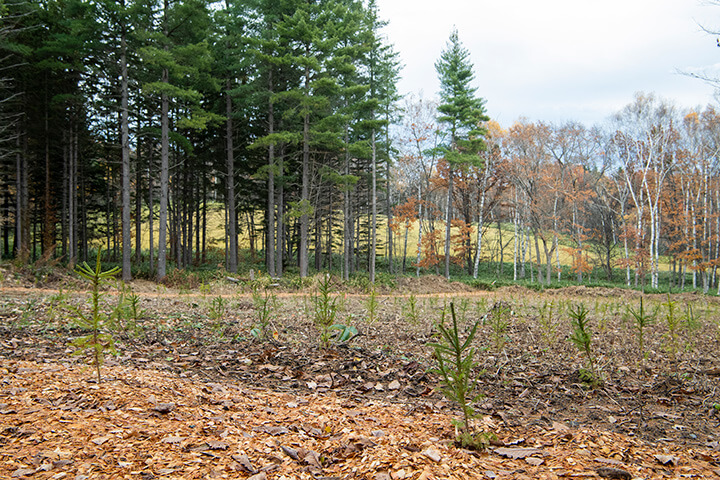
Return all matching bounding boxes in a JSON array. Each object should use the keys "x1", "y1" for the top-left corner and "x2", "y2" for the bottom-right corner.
[{"x1": 2, "y1": 272, "x2": 720, "y2": 479}]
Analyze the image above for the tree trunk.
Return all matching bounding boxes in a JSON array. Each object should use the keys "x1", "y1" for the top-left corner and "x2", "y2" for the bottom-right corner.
[
  {"x1": 276, "y1": 150, "x2": 284, "y2": 276},
  {"x1": 148, "y1": 147, "x2": 154, "y2": 274},
  {"x1": 15, "y1": 120, "x2": 29, "y2": 260},
  {"x1": 135, "y1": 117, "x2": 143, "y2": 264},
  {"x1": 300, "y1": 62, "x2": 310, "y2": 278},
  {"x1": 370, "y1": 127, "x2": 377, "y2": 283},
  {"x1": 266, "y1": 72, "x2": 275, "y2": 277},
  {"x1": 444, "y1": 164, "x2": 453, "y2": 279},
  {"x1": 157, "y1": 0, "x2": 171, "y2": 280},
  {"x1": 120, "y1": 17, "x2": 132, "y2": 281},
  {"x1": 226, "y1": 79, "x2": 237, "y2": 273}
]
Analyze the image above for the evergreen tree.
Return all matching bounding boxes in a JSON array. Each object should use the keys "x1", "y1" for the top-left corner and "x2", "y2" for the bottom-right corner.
[{"x1": 435, "y1": 28, "x2": 488, "y2": 279}]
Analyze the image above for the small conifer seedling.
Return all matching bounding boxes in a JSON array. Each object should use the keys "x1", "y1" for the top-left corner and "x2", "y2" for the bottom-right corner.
[{"x1": 71, "y1": 249, "x2": 120, "y2": 383}]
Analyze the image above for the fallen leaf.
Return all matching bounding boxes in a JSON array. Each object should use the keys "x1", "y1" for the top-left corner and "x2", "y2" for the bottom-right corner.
[
  {"x1": 552, "y1": 421, "x2": 570, "y2": 432},
  {"x1": 303, "y1": 450, "x2": 322, "y2": 469},
  {"x1": 160, "y1": 435, "x2": 185, "y2": 444},
  {"x1": 231, "y1": 453, "x2": 256, "y2": 473},
  {"x1": 152, "y1": 402, "x2": 175, "y2": 414},
  {"x1": 91, "y1": 436, "x2": 111, "y2": 445},
  {"x1": 281, "y1": 445, "x2": 299, "y2": 461},
  {"x1": 206, "y1": 440, "x2": 228, "y2": 450},
  {"x1": 422, "y1": 447, "x2": 442, "y2": 463},
  {"x1": 247, "y1": 473, "x2": 267, "y2": 480},
  {"x1": 11, "y1": 468, "x2": 35, "y2": 478},
  {"x1": 253, "y1": 425, "x2": 288, "y2": 436},
  {"x1": 417, "y1": 467, "x2": 433, "y2": 480},
  {"x1": 525, "y1": 457, "x2": 544, "y2": 466},
  {"x1": 654, "y1": 454, "x2": 678, "y2": 465},
  {"x1": 494, "y1": 447, "x2": 543, "y2": 459},
  {"x1": 597, "y1": 467, "x2": 631, "y2": 479},
  {"x1": 388, "y1": 380, "x2": 401, "y2": 390}
]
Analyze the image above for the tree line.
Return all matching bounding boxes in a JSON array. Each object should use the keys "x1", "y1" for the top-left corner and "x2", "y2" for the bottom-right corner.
[
  {"x1": 1, "y1": 1, "x2": 719, "y2": 292},
  {"x1": 0, "y1": 0, "x2": 403, "y2": 282},
  {"x1": 394, "y1": 92, "x2": 720, "y2": 292}
]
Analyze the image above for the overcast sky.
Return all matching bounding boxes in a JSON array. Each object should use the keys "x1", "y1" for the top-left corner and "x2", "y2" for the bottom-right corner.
[{"x1": 375, "y1": 0, "x2": 720, "y2": 127}]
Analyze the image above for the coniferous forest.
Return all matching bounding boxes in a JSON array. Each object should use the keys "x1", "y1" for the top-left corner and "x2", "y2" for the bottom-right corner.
[{"x1": 2, "y1": 0, "x2": 720, "y2": 293}]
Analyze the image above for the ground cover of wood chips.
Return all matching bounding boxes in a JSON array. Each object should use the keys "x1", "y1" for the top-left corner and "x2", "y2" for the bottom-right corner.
[{"x1": 2, "y1": 272, "x2": 720, "y2": 479}]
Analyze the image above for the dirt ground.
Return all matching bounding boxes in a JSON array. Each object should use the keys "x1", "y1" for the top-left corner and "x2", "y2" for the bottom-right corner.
[{"x1": 1, "y1": 269, "x2": 720, "y2": 479}]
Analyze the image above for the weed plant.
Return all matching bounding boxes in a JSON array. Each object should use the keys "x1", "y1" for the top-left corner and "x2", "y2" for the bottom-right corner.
[
  {"x1": 70, "y1": 249, "x2": 120, "y2": 383},
  {"x1": 110, "y1": 283, "x2": 147, "y2": 338},
  {"x1": 568, "y1": 303, "x2": 599, "y2": 386}
]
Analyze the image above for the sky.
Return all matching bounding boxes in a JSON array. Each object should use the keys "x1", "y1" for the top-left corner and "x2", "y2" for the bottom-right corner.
[{"x1": 375, "y1": 0, "x2": 720, "y2": 127}]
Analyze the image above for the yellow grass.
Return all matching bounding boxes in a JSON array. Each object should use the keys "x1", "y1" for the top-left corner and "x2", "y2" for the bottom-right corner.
[{"x1": 130, "y1": 203, "x2": 592, "y2": 269}]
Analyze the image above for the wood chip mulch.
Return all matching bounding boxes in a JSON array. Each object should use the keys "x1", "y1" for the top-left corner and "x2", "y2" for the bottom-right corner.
[{"x1": 2, "y1": 360, "x2": 720, "y2": 480}]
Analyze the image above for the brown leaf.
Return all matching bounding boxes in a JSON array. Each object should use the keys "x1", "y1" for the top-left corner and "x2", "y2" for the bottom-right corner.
[
  {"x1": 525, "y1": 457, "x2": 544, "y2": 466},
  {"x1": 206, "y1": 440, "x2": 228, "y2": 450},
  {"x1": 160, "y1": 435, "x2": 185, "y2": 444},
  {"x1": 247, "y1": 473, "x2": 267, "y2": 480},
  {"x1": 90, "y1": 435, "x2": 111, "y2": 445},
  {"x1": 281, "y1": 445, "x2": 300, "y2": 461},
  {"x1": 231, "y1": 453, "x2": 256, "y2": 474},
  {"x1": 11, "y1": 468, "x2": 35, "y2": 478},
  {"x1": 303, "y1": 450, "x2": 323, "y2": 469},
  {"x1": 597, "y1": 467, "x2": 632, "y2": 479},
  {"x1": 422, "y1": 447, "x2": 442, "y2": 463},
  {"x1": 253, "y1": 425, "x2": 288, "y2": 436},
  {"x1": 654, "y1": 454, "x2": 678, "y2": 465},
  {"x1": 494, "y1": 447, "x2": 543, "y2": 459},
  {"x1": 152, "y1": 402, "x2": 175, "y2": 414},
  {"x1": 552, "y1": 421, "x2": 570, "y2": 432}
]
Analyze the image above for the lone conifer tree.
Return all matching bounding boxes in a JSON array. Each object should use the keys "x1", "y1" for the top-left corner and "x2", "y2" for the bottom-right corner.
[{"x1": 435, "y1": 28, "x2": 488, "y2": 279}]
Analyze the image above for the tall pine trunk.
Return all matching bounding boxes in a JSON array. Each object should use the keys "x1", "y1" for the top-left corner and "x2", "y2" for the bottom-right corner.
[
  {"x1": 266, "y1": 71, "x2": 275, "y2": 277},
  {"x1": 370, "y1": 127, "x2": 377, "y2": 283},
  {"x1": 300, "y1": 63, "x2": 310, "y2": 277},
  {"x1": 444, "y1": 164, "x2": 453, "y2": 279},
  {"x1": 226, "y1": 79, "x2": 237, "y2": 273},
  {"x1": 120, "y1": 17, "x2": 132, "y2": 281},
  {"x1": 157, "y1": 64, "x2": 169, "y2": 280}
]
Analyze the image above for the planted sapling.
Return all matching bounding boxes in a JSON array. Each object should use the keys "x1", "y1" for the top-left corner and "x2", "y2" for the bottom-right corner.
[
  {"x1": 487, "y1": 302, "x2": 511, "y2": 353},
  {"x1": 429, "y1": 302, "x2": 490, "y2": 449},
  {"x1": 663, "y1": 295, "x2": 681, "y2": 366},
  {"x1": 70, "y1": 249, "x2": 120, "y2": 383},
  {"x1": 626, "y1": 297, "x2": 656, "y2": 360},
  {"x1": 251, "y1": 287, "x2": 278, "y2": 341},
  {"x1": 313, "y1": 274, "x2": 340, "y2": 347},
  {"x1": 538, "y1": 299, "x2": 558, "y2": 347},
  {"x1": 568, "y1": 303, "x2": 599, "y2": 386},
  {"x1": 365, "y1": 286, "x2": 379, "y2": 324}
]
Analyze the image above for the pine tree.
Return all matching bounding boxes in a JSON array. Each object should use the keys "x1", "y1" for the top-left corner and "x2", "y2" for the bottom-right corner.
[{"x1": 435, "y1": 28, "x2": 488, "y2": 279}]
